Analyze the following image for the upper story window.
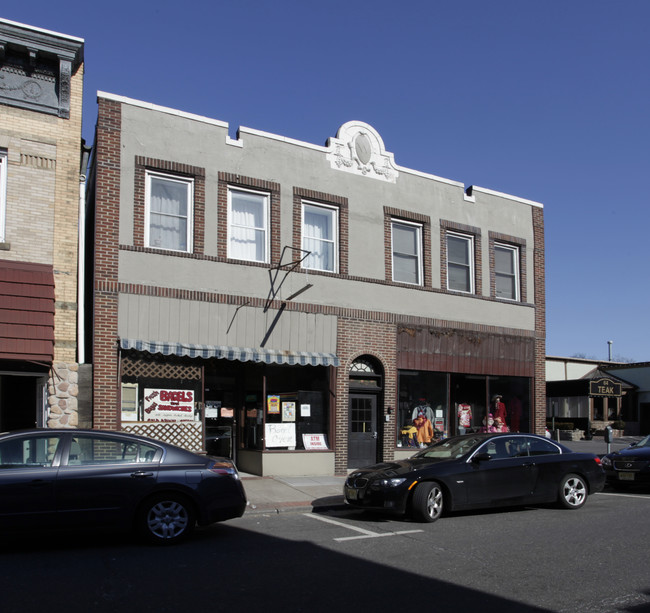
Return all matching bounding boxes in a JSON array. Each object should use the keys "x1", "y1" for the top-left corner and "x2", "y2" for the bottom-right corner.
[
  {"x1": 228, "y1": 187, "x2": 269, "y2": 263},
  {"x1": 302, "y1": 201, "x2": 338, "y2": 272},
  {"x1": 0, "y1": 150, "x2": 6, "y2": 242},
  {"x1": 391, "y1": 220, "x2": 423, "y2": 285},
  {"x1": 494, "y1": 243, "x2": 520, "y2": 301},
  {"x1": 447, "y1": 232, "x2": 474, "y2": 293},
  {"x1": 145, "y1": 171, "x2": 193, "y2": 252}
]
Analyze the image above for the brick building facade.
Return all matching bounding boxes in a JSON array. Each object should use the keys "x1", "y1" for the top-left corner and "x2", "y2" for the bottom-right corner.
[
  {"x1": 88, "y1": 92, "x2": 545, "y2": 475},
  {"x1": 0, "y1": 19, "x2": 87, "y2": 431}
]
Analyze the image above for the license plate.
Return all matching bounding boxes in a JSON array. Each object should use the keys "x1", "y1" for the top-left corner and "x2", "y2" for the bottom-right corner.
[
  {"x1": 618, "y1": 472, "x2": 635, "y2": 481},
  {"x1": 346, "y1": 487, "x2": 358, "y2": 500}
]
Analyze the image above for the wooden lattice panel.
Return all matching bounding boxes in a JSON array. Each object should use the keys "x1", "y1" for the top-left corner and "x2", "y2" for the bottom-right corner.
[
  {"x1": 122, "y1": 421, "x2": 204, "y2": 453},
  {"x1": 121, "y1": 355, "x2": 201, "y2": 380}
]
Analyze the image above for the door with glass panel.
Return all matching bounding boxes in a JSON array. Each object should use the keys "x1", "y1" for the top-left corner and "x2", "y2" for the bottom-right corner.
[{"x1": 348, "y1": 394, "x2": 377, "y2": 468}]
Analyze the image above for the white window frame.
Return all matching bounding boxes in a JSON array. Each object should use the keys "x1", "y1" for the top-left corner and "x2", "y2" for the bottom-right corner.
[
  {"x1": 144, "y1": 171, "x2": 193, "y2": 253},
  {"x1": 227, "y1": 186, "x2": 270, "y2": 263},
  {"x1": 494, "y1": 243, "x2": 520, "y2": 301},
  {"x1": 391, "y1": 219, "x2": 423, "y2": 286},
  {"x1": 0, "y1": 150, "x2": 7, "y2": 243},
  {"x1": 447, "y1": 231, "x2": 475, "y2": 294},
  {"x1": 301, "y1": 200, "x2": 338, "y2": 273}
]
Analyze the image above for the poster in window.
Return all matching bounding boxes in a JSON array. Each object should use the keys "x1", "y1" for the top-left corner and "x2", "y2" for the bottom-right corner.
[
  {"x1": 282, "y1": 401, "x2": 296, "y2": 422},
  {"x1": 267, "y1": 395, "x2": 280, "y2": 414},
  {"x1": 300, "y1": 404, "x2": 311, "y2": 417},
  {"x1": 303, "y1": 434, "x2": 328, "y2": 450},
  {"x1": 143, "y1": 388, "x2": 194, "y2": 421},
  {"x1": 265, "y1": 423, "x2": 296, "y2": 448}
]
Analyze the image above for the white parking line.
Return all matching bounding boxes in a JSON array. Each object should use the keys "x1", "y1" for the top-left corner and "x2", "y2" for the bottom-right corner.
[
  {"x1": 304, "y1": 513, "x2": 424, "y2": 542},
  {"x1": 598, "y1": 492, "x2": 650, "y2": 501}
]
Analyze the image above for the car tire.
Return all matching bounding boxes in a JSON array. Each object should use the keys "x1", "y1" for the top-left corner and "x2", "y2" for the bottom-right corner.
[
  {"x1": 558, "y1": 473, "x2": 587, "y2": 509},
  {"x1": 411, "y1": 481, "x2": 444, "y2": 523},
  {"x1": 137, "y1": 493, "x2": 196, "y2": 545}
]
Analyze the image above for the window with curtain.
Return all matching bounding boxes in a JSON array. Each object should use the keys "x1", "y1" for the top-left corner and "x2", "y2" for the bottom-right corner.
[
  {"x1": 447, "y1": 232, "x2": 474, "y2": 293},
  {"x1": 392, "y1": 220, "x2": 422, "y2": 285},
  {"x1": 146, "y1": 172, "x2": 192, "y2": 252},
  {"x1": 302, "y1": 201, "x2": 337, "y2": 272},
  {"x1": 228, "y1": 187, "x2": 269, "y2": 263},
  {"x1": 495, "y1": 243, "x2": 520, "y2": 300}
]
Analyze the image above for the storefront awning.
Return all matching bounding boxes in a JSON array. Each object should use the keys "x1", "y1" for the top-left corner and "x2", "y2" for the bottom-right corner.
[{"x1": 119, "y1": 339, "x2": 340, "y2": 367}]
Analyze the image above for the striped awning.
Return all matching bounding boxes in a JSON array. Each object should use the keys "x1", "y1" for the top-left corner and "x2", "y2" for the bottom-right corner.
[{"x1": 119, "y1": 339, "x2": 339, "y2": 367}]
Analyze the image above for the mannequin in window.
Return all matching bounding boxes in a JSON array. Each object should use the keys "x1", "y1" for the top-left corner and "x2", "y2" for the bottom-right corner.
[
  {"x1": 493, "y1": 417, "x2": 509, "y2": 432},
  {"x1": 480, "y1": 413, "x2": 496, "y2": 433},
  {"x1": 411, "y1": 399, "x2": 434, "y2": 423},
  {"x1": 491, "y1": 394, "x2": 507, "y2": 427},
  {"x1": 400, "y1": 424, "x2": 419, "y2": 447},
  {"x1": 457, "y1": 402, "x2": 472, "y2": 434},
  {"x1": 413, "y1": 415, "x2": 434, "y2": 447}
]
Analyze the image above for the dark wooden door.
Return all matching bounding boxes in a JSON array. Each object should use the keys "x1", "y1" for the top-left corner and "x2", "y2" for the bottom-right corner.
[{"x1": 348, "y1": 394, "x2": 377, "y2": 468}]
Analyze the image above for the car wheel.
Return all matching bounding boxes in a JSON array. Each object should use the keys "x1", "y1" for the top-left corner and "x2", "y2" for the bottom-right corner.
[
  {"x1": 558, "y1": 473, "x2": 587, "y2": 509},
  {"x1": 138, "y1": 493, "x2": 195, "y2": 545},
  {"x1": 411, "y1": 481, "x2": 444, "y2": 523}
]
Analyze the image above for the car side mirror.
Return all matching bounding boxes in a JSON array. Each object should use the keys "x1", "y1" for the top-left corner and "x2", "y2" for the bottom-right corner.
[{"x1": 472, "y1": 452, "x2": 491, "y2": 463}]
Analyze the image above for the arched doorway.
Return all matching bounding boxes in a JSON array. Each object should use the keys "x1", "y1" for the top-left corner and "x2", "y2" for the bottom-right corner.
[{"x1": 348, "y1": 356, "x2": 384, "y2": 468}]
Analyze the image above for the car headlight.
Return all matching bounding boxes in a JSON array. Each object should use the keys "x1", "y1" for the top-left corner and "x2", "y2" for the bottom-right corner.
[
  {"x1": 373, "y1": 477, "x2": 407, "y2": 488},
  {"x1": 601, "y1": 456, "x2": 612, "y2": 468}
]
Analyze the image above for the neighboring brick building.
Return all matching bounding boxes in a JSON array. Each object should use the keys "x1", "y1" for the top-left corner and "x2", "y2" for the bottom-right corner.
[
  {"x1": 0, "y1": 19, "x2": 88, "y2": 430},
  {"x1": 88, "y1": 92, "x2": 545, "y2": 475}
]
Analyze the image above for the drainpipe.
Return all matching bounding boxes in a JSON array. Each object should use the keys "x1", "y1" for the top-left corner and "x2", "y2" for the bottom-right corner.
[{"x1": 78, "y1": 141, "x2": 91, "y2": 364}]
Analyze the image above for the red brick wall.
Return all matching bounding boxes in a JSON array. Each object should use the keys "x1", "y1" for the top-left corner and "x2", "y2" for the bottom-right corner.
[
  {"x1": 334, "y1": 318, "x2": 397, "y2": 474},
  {"x1": 92, "y1": 98, "x2": 121, "y2": 430},
  {"x1": 532, "y1": 206, "x2": 546, "y2": 434}
]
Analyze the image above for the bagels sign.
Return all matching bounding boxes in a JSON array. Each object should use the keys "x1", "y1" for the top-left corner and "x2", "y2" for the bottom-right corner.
[{"x1": 144, "y1": 388, "x2": 195, "y2": 421}]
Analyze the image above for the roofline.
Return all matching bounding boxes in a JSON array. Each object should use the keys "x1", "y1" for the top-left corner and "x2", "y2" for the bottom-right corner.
[
  {"x1": 96, "y1": 91, "x2": 543, "y2": 205},
  {"x1": 0, "y1": 17, "x2": 84, "y2": 43}
]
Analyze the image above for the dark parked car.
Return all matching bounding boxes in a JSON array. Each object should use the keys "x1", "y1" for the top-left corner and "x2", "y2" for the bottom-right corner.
[
  {"x1": 0, "y1": 428, "x2": 247, "y2": 544},
  {"x1": 344, "y1": 433, "x2": 605, "y2": 522},
  {"x1": 601, "y1": 434, "x2": 650, "y2": 487}
]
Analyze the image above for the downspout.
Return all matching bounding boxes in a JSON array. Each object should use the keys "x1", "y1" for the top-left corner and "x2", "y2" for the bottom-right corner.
[{"x1": 78, "y1": 141, "x2": 91, "y2": 364}]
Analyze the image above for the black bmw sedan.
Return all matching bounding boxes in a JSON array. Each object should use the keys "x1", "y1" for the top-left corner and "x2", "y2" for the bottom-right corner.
[
  {"x1": 344, "y1": 433, "x2": 605, "y2": 522},
  {"x1": 601, "y1": 434, "x2": 650, "y2": 487},
  {"x1": 0, "y1": 428, "x2": 247, "y2": 544}
]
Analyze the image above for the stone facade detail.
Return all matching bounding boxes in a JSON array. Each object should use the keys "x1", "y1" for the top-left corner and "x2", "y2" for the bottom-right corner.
[{"x1": 47, "y1": 362, "x2": 79, "y2": 428}]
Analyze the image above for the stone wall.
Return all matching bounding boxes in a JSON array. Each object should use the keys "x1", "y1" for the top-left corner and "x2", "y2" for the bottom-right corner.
[{"x1": 47, "y1": 362, "x2": 79, "y2": 428}]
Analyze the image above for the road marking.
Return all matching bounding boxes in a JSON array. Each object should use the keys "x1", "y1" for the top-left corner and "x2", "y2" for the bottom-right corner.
[
  {"x1": 304, "y1": 513, "x2": 424, "y2": 541},
  {"x1": 598, "y1": 492, "x2": 650, "y2": 500}
]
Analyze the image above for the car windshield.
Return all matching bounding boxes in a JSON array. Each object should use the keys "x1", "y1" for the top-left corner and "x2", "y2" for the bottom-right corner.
[
  {"x1": 634, "y1": 435, "x2": 650, "y2": 448},
  {"x1": 413, "y1": 436, "x2": 482, "y2": 459}
]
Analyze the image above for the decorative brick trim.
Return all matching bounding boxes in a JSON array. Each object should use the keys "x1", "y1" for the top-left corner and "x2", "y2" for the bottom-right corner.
[
  {"x1": 133, "y1": 157, "x2": 206, "y2": 255},
  {"x1": 292, "y1": 187, "x2": 349, "y2": 276},
  {"x1": 488, "y1": 231, "x2": 527, "y2": 303},
  {"x1": 440, "y1": 220, "x2": 483, "y2": 295},
  {"x1": 383, "y1": 206, "x2": 432, "y2": 287},
  {"x1": 217, "y1": 172, "x2": 281, "y2": 264}
]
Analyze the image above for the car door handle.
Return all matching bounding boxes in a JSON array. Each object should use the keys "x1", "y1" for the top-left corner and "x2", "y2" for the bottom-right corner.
[
  {"x1": 29, "y1": 479, "x2": 50, "y2": 487},
  {"x1": 131, "y1": 471, "x2": 154, "y2": 478}
]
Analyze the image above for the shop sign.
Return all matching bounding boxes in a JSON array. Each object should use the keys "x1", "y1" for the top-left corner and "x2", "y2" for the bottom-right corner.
[
  {"x1": 144, "y1": 388, "x2": 195, "y2": 421},
  {"x1": 265, "y1": 423, "x2": 296, "y2": 448},
  {"x1": 303, "y1": 434, "x2": 328, "y2": 450},
  {"x1": 589, "y1": 378, "x2": 622, "y2": 397}
]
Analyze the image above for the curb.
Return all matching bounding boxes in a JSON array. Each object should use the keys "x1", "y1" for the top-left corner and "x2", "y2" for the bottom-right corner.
[{"x1": 245, "y1": 499, "x2": 347, "y2": 516}]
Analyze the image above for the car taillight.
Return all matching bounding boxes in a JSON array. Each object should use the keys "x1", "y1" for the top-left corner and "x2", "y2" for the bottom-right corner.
[{"x1": 209, "y1": 460, "x2": 239, "y2": 478}]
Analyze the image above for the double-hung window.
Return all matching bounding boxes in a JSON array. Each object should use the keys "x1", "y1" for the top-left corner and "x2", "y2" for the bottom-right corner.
[
  {"x1": 228, "y1": 187, "x2": 269, "y2": 263},
  {"x1": 302, "y1": 201, "x2": 338, "y2": 272},
  {"x1": 447, "y1": 232, "x2": 474, "y2": 293},
  {"x1": 145, "y1": 171, "x2": 193, "y2": 252},
  {"x1": 495, "y1": 243, "x2": 520, "y2": 300},
  {"x1": 391, "y1": 220, "x2": 422, "y2": 285},
  {"x1": 0, "y1": 150, "x2": 7, "y2": 243}
]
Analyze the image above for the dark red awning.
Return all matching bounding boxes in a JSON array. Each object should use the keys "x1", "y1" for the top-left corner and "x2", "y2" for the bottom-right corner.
[{"x1": 0, "y1": 260, "x2": 55, "y2": 362}]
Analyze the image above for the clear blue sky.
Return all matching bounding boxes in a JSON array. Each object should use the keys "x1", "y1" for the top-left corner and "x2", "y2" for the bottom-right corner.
[{"x1": 4, "y1": 1, "x2": 649, "y2": 361}]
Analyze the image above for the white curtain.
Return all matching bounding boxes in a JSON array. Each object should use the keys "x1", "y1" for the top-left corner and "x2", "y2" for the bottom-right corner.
[
  {"x1": 230, "y1": 191, "x2": 266, "y2": 261},
  {"x1": 303, "y1": 205, "x2": 334, "y2": 271},
  {"x1": 149, "y1": 177, "x2": 188, "y2": 251}
]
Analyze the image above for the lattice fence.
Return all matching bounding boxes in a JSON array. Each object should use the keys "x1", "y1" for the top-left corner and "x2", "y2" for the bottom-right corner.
[
  {"x1": 122, "y1": 421, "x2": 204, "y2": 453},
  {"x1": 121, "y1": 355, "x2": 201, "y2": 380}
]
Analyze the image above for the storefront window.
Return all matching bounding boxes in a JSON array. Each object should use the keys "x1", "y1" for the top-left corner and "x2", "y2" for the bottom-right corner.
[
  {"x1": 397, "y1": 371, "x2": 448, "y2": 448},
  {"x1": 398, "y1": 371, "x2": 532, "y2": 448}
]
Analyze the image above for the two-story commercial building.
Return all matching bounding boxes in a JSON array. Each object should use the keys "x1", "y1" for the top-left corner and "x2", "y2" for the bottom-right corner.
[{"x1": 88, "y1": 92, "x2": 546, "y2": 475}]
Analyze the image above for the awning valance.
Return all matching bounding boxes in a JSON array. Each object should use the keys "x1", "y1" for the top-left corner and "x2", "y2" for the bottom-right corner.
[{"x1": 119, "y1": 339, "x2": 340, "y2": 367}]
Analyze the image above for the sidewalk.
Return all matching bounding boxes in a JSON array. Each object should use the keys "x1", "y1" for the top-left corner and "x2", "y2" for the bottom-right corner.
[{"x1": 239, "y1": 436, "x2": 642, "y2": 515}]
